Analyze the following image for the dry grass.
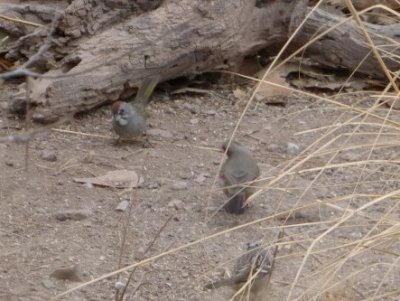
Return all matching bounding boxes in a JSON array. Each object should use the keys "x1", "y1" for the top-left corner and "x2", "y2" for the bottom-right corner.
[{"x1": 2, "y1": 1, "x2": 399, "y2": 301}]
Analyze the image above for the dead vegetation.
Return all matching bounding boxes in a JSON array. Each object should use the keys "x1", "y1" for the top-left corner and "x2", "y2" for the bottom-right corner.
[{"x1": 0, "y1": 0, "x2": 399, "y2": 301}]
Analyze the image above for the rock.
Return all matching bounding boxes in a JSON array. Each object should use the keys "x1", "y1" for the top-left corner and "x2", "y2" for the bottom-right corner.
[
  {"x1": 115, "y1": 281, "x2": 125, "y2": 290},
  {"x1": 267, "y1": 143, "x2": 284, "y2": 153},
  {"x1": 190, "y1": 118, "x2": 199, "y2": 125},
  {"x1": 204, "y1": 109, "x2": 217, "y2": 116},
  {"x1": 147, "y1": 129, "x2": 173, "y2": 139},
  {"x1": 40, "y1": 149, "x2": 57, "y2": 162},
  {"x1": 54, "y1": 209, "x2": 90, "y2": 221},
  {"x1": 115, "y1": 200, "x2": 129, "y2": 212},
  {"x1": 195, "y1": 173, "x2": 209, "y2": 183},
  {"x1": 42, "y1": 279, "x2": 55, "y2": 289},
  {"x1": 171, "y1": 181, "x2": 188, "y2": 191},
  {"x1": 168, "y1": 199, "x2": 184, "y2": 210},
  {"x1": 165, "y1": 107, "x2": 176, "y2": 115},
  {"x1": 340, "y1": 151, "x2": 363, "y2": 162},
  {"x1": 182, "y1": 103, "x2": 198, "y2": 114},
  {"x1": 146, "y1": 181, "x2": 161, "y2": 189},
  {"x1": 179, "y1": 172, "x2": 193, "y2": 180},
  {"x1": 287, "y1": 142, "x2": 300, "y2": 155},
  {"x1": 50, "y1": 266, "x2": 82, "y2": 282},
  {"x1": 5, "y1": 158, "x2": 15, "y2": 167}
]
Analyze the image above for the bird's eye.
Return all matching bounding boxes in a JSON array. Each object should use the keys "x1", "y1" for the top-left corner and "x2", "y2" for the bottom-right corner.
[{"x1": 119, "y1": 108, "x2": 125, "y2": 114}]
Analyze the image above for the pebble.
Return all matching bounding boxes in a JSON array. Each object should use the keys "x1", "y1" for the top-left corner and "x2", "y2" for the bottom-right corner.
[
  {"x1": 190, "y1": 118, "x2": 199, "y2": 125},
  {"x1": 287, "y1": 142, "x2": 300, "y2": 155},
  {"x1": 340, "y1": 151, "x2": 363, "y2": 162},
  {"x1": 50, "y1": 266, "x2": 82, "y2": 282},
  {"x1": 147, "y1": 129, "x2": 173, "y2": 139},
  {"x1": 179, "y1": 171, "x2": 193, "y2": 180},
  {"x1": 115, "y1": 200, "x2": 129, "y2": 212},
  {"x1": 182, "y1": 103, "x2": 198, "y2": 114},
  {"x1": 54, "y1": 209, "x2": 90, "y2": 221},
  {"x1": 40, "y1": 149, "x2": 57, "y2": 162},
  {"x1": 42, "y1": 279, "x2": 54, "y2": 289},
  {"x1": 195, "y1": 173, "x2": 209, "y2": 183},
  {"x1": 168, "y1": 199, "x2": 184, "y2": 210},
  {"x1": 204, "y1": 109, "x2": 217, "y2": 116},
  {"x1": 115, "y1": 281, "x2": 125, "y2": 290},
  {"x1": 171, "y1": 181, "x2": 188, "y2": 191},
  {"x1": 146, "y1": 181, "x2": 161, "y2": 189},
  {"x1": 5, "y1": 158, "x2": 15, "y2": 167}
]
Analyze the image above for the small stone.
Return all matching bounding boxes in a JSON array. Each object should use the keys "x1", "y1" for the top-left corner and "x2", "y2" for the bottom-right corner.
[
  {"x1": 147, "y1": 129, "x2": 173, "y2": 139},
  {"x1": 195, "y1": 173, "x2": 207, "y2": 183},
  {"x1": 340, "y1": 151, "x2": 362, "y2": 162},
  {"x1": 115, "y1": 200, "x2": 129, "y2": 212},
  {"x1": 115, "y1": 281, "x2": 125, "y2": 290},
  {"x1": 287, "y1": 142, "x2": 300, "y2": 155},
  {"x1": 204, "y1": 109, "x2": 217, "y2": 116},
  {"x1": 168, "y1": 199, "x2": 184, "y2": 210},
  {"x1": 165, "y1": 107, "x2": 176, "y2": 115},
  {"x1": 267, "y1": 143, "x2": 283, "y2": 153},
  {"x1": 190, "y1": 118, "x2": 199, "y2": 125},
  {"x1": 83, "y1": 151, "x2": 95, "y2": 163},
  {"x1": 42, "y1": 279, "x2": 54, "y2": 289},
  {"x1": 146, "y1": 181, "x2": 161, "y2": 189},
  {"x1": 0, "y1": 101, "x2": 8, "y2": 110},
  {"x1": 50, "y1": 266, "x2": 82, "y2": 282},
  {"x1": 54, "y1": 209, "x2": 90, "y2": 221},
  {"x1": 179, "y1": 172, "x2": 193, "y2": 180},
  {"x1": 40, "y1": 149, "x2": 57, "y2": 162},
  {"x1": 182, "y1": 103, "x2": 198, "y2": 114},
  {"x1": 5, "y1": 158, "x2": 15, "y2": 167},
  {"x1": 171, "y1": 181, "x2": 188, "y2": 191}
]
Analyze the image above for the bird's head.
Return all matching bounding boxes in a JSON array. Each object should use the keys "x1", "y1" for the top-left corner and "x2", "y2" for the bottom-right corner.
[
  {"x1": 222, "y1": 140, "x2": 245, "y2": 156},
  {"x1": 112, "y1": 101, "x2": 134, "y2": 126}
]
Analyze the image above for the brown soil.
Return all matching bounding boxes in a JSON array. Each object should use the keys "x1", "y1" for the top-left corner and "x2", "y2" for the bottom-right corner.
[{"x1": 1, "y1": 82, "x2": 399, "y2": 301}]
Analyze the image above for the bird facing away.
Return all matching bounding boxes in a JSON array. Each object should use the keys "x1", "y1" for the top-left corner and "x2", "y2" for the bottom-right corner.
[
  {"x1": 205, "y1": 242, "x2": 271, "y2": 293},
  {"x1": 220, "y1": 140, "x2": 260, "y2": 214},
  {"x1": 112, "y1": 76, "x2": 160, "y2": 139}
]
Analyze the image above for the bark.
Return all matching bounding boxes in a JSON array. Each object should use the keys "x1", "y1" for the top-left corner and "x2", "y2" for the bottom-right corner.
[
  {"x1": 289, "y1": 8, "x2": 400, "y2": 78},
  {"x1": 13, "y1": 0, "x2": 303, "y2": 123},
  {"x1": 0, "y1": 0, "x2": 399, "y2": 123}
]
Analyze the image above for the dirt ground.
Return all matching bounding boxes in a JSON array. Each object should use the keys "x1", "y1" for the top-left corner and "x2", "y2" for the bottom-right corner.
[{"x1": 1, "y1": 80, "x2": 399, "y2": 301}]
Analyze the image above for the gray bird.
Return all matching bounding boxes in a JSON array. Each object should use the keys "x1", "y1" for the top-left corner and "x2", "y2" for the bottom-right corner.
[
  {"x1": 112, "y1": 76, "x2": 159, "y2": 139},
  {"x1": 205, "y1": 242, "x2": 271, "y2": 293},
  {"x1": 220, "y1": 141, "x2": 260, "y2": 214}
]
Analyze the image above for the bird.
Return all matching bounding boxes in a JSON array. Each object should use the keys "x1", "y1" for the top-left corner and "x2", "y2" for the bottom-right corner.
[
  {"x1": 220, "y1": 140, "x2": 260, "y2": 214},
  {"x1": 205, "y1": 242, "x2": 271, "y2": 294},
  {"x1": 111, "y1": 76, "x2": 160, "y2": 140}
]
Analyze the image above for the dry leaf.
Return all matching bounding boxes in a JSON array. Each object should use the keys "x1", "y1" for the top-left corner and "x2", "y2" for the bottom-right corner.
[
  {"x1": 74, "y1": 169, "x2": 143, "y2": 188},
  {"x1": 254, "y1": 63, "x2": 298, "y2": 99}
]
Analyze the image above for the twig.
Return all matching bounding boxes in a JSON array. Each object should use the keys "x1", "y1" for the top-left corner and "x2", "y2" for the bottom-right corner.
[
  {"x1": 116, "y1": 215, "x2": 174, "y2": 301},
  {"x1": 0, "y1": 14, "x2": 42, "y2": 27},
  {"x1": 263, "y1": 229, "x2": 285, "y2": 292},
  {"x1": 0, "y1": 12, "x2": 61, "y2": 79}
]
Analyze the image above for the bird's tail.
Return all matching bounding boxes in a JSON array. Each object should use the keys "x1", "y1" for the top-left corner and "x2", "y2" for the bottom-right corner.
[
  {"x1": 224, "y1": 189, "x2": 247, "y2": 214},
  {"x1": 134, "y1": 75, "x2": 160, "y2": 107}
]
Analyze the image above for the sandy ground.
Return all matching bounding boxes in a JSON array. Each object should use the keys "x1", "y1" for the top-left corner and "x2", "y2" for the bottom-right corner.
[{"x1": 1, "y1": 81, "x2": 399, "y2": 301}]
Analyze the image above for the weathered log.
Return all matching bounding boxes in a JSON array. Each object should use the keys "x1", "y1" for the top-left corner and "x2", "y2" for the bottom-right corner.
[
  {"x1": 289, "y1": 8, "x2": 400, "y2": 78},
  {"x1": 1, "y1": 0, "x2": 400, "y2": 123},
  {"x1": 19, "y1": 0, "x2": 305, "y2": 123}
]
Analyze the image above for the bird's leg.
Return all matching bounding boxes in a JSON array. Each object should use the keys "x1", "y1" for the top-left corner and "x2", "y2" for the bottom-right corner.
[{"x1": 141, "y1": 135, "x2": 154, "y2": 148}]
